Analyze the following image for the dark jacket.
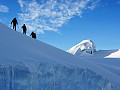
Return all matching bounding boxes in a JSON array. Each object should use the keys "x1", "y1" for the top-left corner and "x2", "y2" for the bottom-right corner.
[
  {"x1": 11, "y1": 18, "x2": 18, "y2": 25},
  {"x1": 22, "y1": 25, "x2": 27, "y2": 32},
  {"x1": 30, "y1": 32, "x2": 36, "y2": 39}
]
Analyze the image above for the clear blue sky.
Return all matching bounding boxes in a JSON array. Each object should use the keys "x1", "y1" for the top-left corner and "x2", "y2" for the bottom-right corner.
[{"x1": 0, "y1": 0, "x2": 120, "y2": 51}]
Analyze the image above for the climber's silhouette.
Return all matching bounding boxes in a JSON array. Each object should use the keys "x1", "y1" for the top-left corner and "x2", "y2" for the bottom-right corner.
[
  {"x1": 11, "y1": 18, "x2": 18, "y2": 31},
  {"x1": 30, "y1": 32, "x2": 36, "y2": 39},
  {"x1": 22, "y1": 24, "x2": 27, "y2": 35}
]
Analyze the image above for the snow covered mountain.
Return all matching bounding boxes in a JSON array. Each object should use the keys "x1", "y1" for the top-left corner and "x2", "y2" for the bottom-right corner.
[
  {"x1": 0, "y1": 22, "x2": 120, "y2": 90},
  {"x1": 67, "y1": 40, "x2": 120, "y2": 58},
  {"x1": 67, "y1": 40, "x2": 96, "y2": 56}
]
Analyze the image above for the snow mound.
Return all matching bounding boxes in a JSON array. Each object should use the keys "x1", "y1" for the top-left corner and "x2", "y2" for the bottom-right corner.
[{"x1": 67, "y1": 40, "x2": 96, "y2": 56}]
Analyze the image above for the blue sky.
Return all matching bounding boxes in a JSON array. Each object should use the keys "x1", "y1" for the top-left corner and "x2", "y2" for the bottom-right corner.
[{"x1": 0, "y1": 0, "x2": 120, "y2": 51}]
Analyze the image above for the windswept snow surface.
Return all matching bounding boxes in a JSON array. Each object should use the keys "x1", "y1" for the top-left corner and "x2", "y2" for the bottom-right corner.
[{"x1": 0, "y1": 22, "x2": 120, "y2": 89}]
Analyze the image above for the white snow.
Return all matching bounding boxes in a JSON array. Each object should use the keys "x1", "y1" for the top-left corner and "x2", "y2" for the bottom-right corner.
[
  {"x1": 89, "y1": 49, "x2": 120, "y2": 58},
  {"x1": 105, "y1": 49, "x2": 120, "y2": 58},
  {"x1": 67, "y1": 40, "x2": 120, "y2": 89},
  {"x1": 0, "y1": 22, "x2": 120, "y2": 89},
  {"x1": 67, "y1": 40, "x2": 120, "y2": 58},
  {"x1": 67, "y1": 40, "x2": 96, "y2": 56}
]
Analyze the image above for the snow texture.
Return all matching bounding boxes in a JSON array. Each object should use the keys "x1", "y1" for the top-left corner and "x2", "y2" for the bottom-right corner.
[
  {"x1": 0, "y1": 63, "x2": 113, "y2": 90},
  {"x1": 0, "y1": 22, "x2": 120, "y2": 89}
]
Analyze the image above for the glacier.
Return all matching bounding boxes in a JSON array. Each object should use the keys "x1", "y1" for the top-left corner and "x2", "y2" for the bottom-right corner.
[
  {"x1": 0, "y1": 22, "x2": 120, "y2": 90},
  {"x1": 0, "y1": 63, "x2": 113, "y2": 90}
]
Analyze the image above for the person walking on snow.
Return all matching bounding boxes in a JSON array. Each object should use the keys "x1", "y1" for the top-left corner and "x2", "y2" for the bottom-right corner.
[
  {"x1": 30, "y1": 32, "x2": 36, "y2": 39},
  {"x1": 11, "y1": 18, "x2": 18, "y2": 31},
  {"x1": 22, "y1": 24, "x2": 27, "y2": 35}
]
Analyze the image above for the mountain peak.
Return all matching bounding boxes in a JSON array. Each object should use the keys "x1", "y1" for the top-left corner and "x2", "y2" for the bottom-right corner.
[{"x1": 67, "y1": 40, "x2": 96, "y2": 56}]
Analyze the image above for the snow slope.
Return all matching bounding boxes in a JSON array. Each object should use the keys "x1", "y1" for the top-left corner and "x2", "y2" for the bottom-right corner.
[
  {"x1": 105, "y1": 49, "x2": 120, "y2": 58},
  {"x1": 0, "y1": 22, "x2": 120, "y2": 89},
  {"x1": 90, "y1": 49, "x2": 119, "y2": 58},
  {"x1": 67, "y1": 40, "x2": 96, "y2": 56}
]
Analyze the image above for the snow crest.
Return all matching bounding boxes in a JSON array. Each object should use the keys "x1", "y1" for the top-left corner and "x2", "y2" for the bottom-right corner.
[{"x1": 67, "y1": 40, "x2": 96, "y2": 56}]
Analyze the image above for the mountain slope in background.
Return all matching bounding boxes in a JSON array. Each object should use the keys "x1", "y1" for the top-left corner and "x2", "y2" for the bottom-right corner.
[
  {"x1": 67, "y1": 40, "x2": 120, "y2": 58},
  {"x1": 0, "y1": 22, "x2": 120, "y2": 89}
]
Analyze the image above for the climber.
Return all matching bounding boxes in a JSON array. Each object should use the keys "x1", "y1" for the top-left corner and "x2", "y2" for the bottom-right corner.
[
  {"x1": 30, "y1": 31, "x2": 36, "y2": 39},
  {"x1": 11, "y1": 18, "x2": 18, "y2": 31},
  {"x1": 22, "y1": 24, "x2": 27, "y2": 35}
]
